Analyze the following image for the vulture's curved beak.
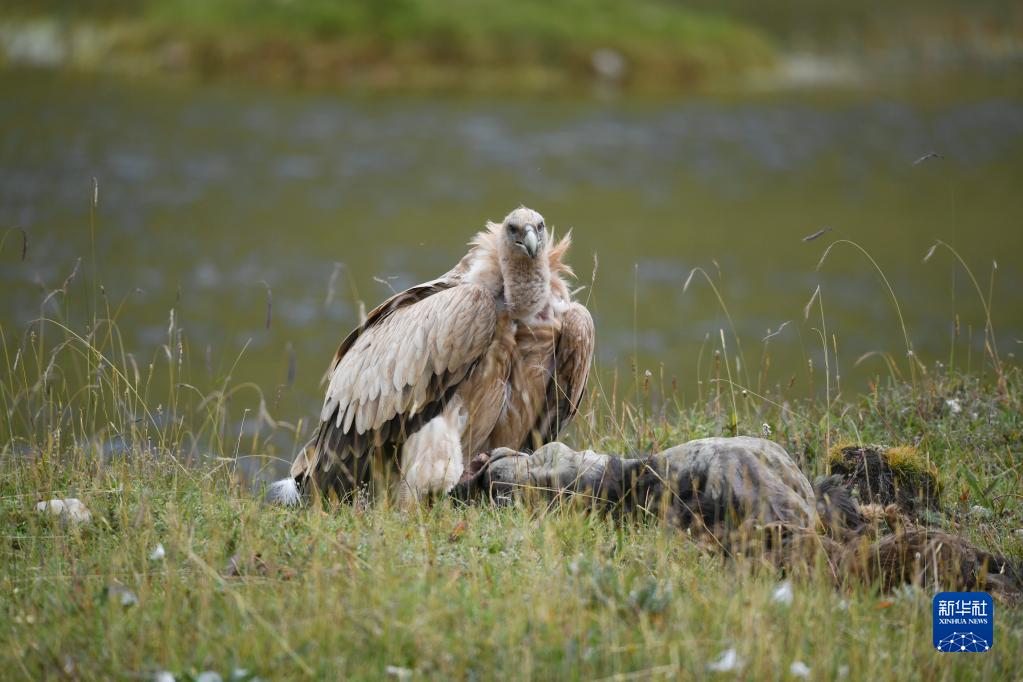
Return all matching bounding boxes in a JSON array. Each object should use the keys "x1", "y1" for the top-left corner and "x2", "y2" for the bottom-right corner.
[{"x1": 521, "y1": 226, "x2": 539, "y2": 259}]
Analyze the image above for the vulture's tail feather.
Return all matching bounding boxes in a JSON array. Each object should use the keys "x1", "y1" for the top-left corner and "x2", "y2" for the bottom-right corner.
[
  {"x1": 267, "y1": 477, "x2": 303, "y2": 506},
  {"x1": 267, "y1": 437, "x2": 317, "y2": 506}
]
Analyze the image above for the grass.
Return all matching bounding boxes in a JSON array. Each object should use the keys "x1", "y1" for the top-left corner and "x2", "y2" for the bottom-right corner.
[
  {"x1": 3, "y1": 373, "x2": 1022, "y2": 679},
  {"x1": 1, "y1": 222, "x2": 1023, "y2": 679}
]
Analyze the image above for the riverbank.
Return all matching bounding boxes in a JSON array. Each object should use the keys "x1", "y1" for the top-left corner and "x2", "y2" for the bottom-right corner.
[{"x1": 2, "y1": 2, "x2": 1023, "y2": 93}]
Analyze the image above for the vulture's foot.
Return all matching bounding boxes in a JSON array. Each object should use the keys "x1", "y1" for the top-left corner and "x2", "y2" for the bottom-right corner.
[
  {"x1": 451, "y1": 443, "x2": 615, "y2": 505},
  {"x1": 450, "y1": 448, "x2": 531, "y2": 504},
  {"x1": 449, "y1": 451, "x2": 491, "y2": 500}
]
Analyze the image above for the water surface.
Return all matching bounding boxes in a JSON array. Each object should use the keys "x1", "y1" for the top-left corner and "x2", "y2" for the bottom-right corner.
[{"x1": 2, "y1": 70, "x2": 1022, "y2": 447}]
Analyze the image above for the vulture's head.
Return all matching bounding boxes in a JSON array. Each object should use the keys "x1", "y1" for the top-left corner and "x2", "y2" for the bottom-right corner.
[{"x1": 500, "y1": 207, "x2": 546, "y2": 260}]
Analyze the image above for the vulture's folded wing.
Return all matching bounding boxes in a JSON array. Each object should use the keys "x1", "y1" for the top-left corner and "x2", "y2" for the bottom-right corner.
[
  {"x1": 298, "y1": 283, "x2": 497, "y2": 493},
  {"x1": 527, "y1": 302, "x2": 594, "y2": 448}
]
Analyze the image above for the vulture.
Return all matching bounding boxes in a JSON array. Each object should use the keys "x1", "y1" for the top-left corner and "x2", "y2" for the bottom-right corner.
[{"x1": 270, "y1": 207, "x2": 594, "y2": 505}]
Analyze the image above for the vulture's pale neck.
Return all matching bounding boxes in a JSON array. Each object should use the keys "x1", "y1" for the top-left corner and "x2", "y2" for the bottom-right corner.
[{"x1": 499, "y1": 250, "x2": 551, "y2": 320}]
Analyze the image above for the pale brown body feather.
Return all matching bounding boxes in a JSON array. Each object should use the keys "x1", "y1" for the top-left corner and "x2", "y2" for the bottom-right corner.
[
  {"x1": 290, "y1": 209, "x2": 594, "y2": 500},
  {"x1": 459, "y1": 312, "x2": 518, "y2": 457},
  {"x1": 530, "y1": 303, "x2": 595, "y2": 447},
  {"x1": 486, "y1": 317, "x2": 557, "y2": 451}
]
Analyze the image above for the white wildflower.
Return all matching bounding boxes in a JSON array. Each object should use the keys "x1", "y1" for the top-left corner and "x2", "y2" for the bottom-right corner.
[
  {"x1": 945, "y1": 398, "x2": 962, "y2": 414},
  {"x1": 107, "y1": 584, "x2": 138, "y2": 607},
  {"x1": 385, "y1": 666, "x2": 413, "y2": 681},
  {"x1": 707, "y1": 649, "x2": 743, "y2": 673},
  {"x1": 790, "y1": 661, "x2": 811, "y2": 678},
  {"x1": 150, "y1": 543, "x2": 166, "y2": 561},
  {"x1": 971, "y1": 505, "x2": 992, "y2": 519},
  {"x1": 772, "y1": 580, "x2": 793, "y2": 605}
]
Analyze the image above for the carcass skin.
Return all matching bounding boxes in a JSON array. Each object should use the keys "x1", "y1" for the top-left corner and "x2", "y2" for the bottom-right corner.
[
  {"x1": 450, "y1": 436, "x2": 1023, "y2": 601},
  {"x1": 451, "y1": 436, "x2": 817, "y2": 531}
]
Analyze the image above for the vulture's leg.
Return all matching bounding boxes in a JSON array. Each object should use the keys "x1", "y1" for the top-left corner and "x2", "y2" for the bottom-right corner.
[{"x1": 398, "y1": 399, "x2": 467, "y2": 504}]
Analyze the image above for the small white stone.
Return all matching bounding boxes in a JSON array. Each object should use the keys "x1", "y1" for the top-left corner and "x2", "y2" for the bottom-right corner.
[
  {"x1": 772, "y1": 580, "x2": 794, "y2": 605},
  {"x1": 790, "y1": 661, "x2": 811, "y2": 678},
  {"x1": 36, "y1": 498, "x2": 91, "y2": 525},
  {"x1": 149, "y1": 543, "x2": 166, "y2": 561},
  {"x1": 196, "y1": 672, "x2": 223, "y2": 682},
  {"x1": 945, "y1": 398, "x2": 962, "y2": 414},
  {"x1": 707, "y1": 649, "x2": 743, "y2": 673},
  {"x1": 837, "y1": 664, "x2": 849, "y2": 678},
  {"x1": 153, "y1": 672, "x2": 175, "y2": 682}
]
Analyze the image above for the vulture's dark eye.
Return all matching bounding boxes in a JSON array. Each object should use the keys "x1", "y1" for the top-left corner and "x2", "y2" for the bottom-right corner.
[{"x1": 538, "y1": 221, "x2": 545, "y2": 231}]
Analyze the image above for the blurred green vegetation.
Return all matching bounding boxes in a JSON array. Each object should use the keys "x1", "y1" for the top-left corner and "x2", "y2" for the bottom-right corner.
[
  {"x1": 5, "y1": 0, "x2": 756, "y2": 43},
  {"x1": 2, "y1": 0, "x2": 1020, "y2": 89},
  {"x1": 148, "y1": 0, "x2": 743, "y2": 44},
  {"x1": 7, "y1": 0, "x2": 1017, "y2": 44},
  {"x1": 151, "y1": 0, "x2": 773, "y2": 71},
  {"x1": 0, "y1": 0, "x2": 776, "y2": 88}
]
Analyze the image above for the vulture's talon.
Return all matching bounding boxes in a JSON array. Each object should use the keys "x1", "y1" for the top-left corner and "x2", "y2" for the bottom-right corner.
[{"x1": 460, "y1": 452, "x2": 491, "y2": 483}]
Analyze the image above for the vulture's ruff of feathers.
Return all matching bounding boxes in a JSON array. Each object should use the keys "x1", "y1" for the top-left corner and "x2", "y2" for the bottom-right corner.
[{"x1": 274, "y1": 207, "x2": 594, "y2": 504}]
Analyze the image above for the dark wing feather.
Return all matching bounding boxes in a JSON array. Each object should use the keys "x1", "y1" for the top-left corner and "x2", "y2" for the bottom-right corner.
[{"x1": 295, "y1": 282, "x2": 497, "y2": 497}]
